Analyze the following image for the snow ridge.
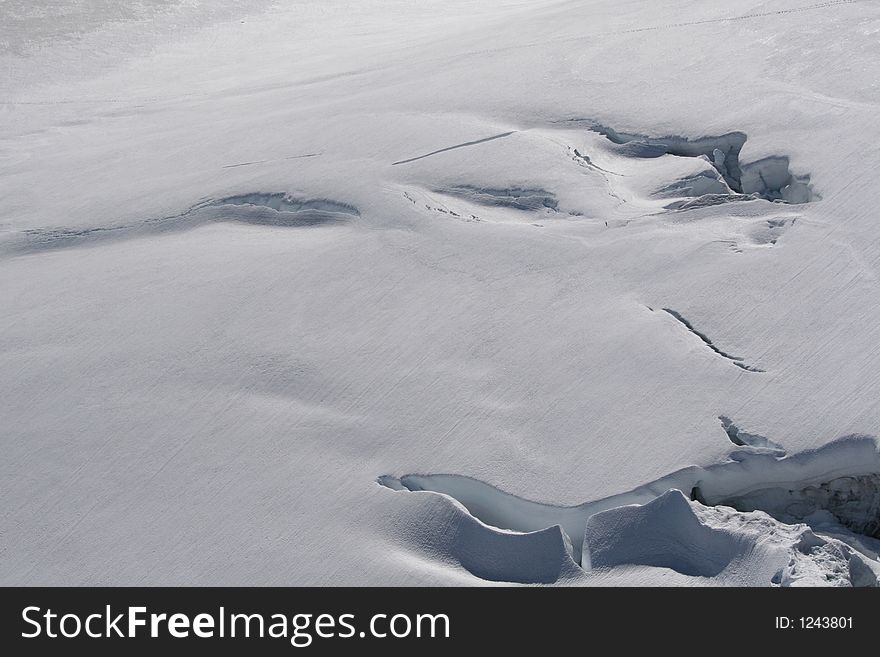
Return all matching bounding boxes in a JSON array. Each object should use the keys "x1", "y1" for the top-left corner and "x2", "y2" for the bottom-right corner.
[{"x1": 380, "y1": 436, "x2": 880, "y2": 585}]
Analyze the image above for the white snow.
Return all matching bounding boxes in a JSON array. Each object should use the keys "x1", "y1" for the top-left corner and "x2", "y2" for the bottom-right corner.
[
  {"x1": 585, "y1": 491, "x2": 878, "y2": 587},
  {"x1": 2, "y1": 0, "x2": 880, "y2": 585}
]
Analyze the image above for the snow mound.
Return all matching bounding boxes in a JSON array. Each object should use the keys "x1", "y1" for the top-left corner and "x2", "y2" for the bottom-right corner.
[
  {"x1": 380, "y1": 473, "x2": 587, "y2": 560},
  {"x1": 381, "y1": 437, "x2": 880, "y2": 584},
  {"x1": 584, "y1": 490, "x2": 877, "y2": 586},
  {"x1": 449, "y1": 517, "x2": 577, "y2": 584},
  {"x1": 378, "y1": 477, "x2": 579, "y2": 584},
  {"x1": 583, "y1": 490, "x2": 748, "y2": 577}
]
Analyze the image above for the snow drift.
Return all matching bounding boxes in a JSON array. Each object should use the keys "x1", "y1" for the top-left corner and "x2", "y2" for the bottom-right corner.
[
  {"x1": 381, "y1": 436, "x2": 880, "y2": 584},
  {"x1": 3, "y1": 0, "x2": 880, "y2": 586}
]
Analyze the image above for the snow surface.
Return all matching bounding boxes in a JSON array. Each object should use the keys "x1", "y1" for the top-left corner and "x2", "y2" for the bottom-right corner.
[{"x1": 2, "y1": 0, "x2": 880, "y2": 585}]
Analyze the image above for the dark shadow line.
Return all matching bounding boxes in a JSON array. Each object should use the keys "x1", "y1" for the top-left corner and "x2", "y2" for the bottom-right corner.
[
  {"x1": 662, "y1": 308, "x2": 764, "y2": 372},
  {"x1": 391, "y1": 131, "x2": 515, "y2": 166}
]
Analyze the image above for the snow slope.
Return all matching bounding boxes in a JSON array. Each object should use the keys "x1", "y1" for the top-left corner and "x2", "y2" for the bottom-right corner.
[{"x1": 2, "y1": 0, "x2": 880, "y2": 585}]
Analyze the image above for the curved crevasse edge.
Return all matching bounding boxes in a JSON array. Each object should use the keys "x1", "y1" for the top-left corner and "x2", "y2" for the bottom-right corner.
[
  {"x1": 433, "y1": 186, "x2": 559, "y2": 212},
  {"x1": 587, "y1": 123, "x2": 814, "y2": 204},
  {"x1": 719, "y1": 415, "x2": 786, "y2": 454},
  {"x1": 206, "y1": 192, "x2": 360, "y2": 222},
  {"x1": 6, "y1": 192, "x2": 359, "y2": 253},
  {"x1": 379, "y1": 435, "x2": 880, "y2": 585}
]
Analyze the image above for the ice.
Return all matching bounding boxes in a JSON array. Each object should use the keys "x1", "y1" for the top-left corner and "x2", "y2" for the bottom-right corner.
[
  {"x1": 381, "y1": 437, "x2": 880, "y2": 583},
  {"x1": 585, "y1": 490, "x2": 876, "y2": 586},
  {"x1": 2, "y1": 0, "x2": 880, "y2": 586}
]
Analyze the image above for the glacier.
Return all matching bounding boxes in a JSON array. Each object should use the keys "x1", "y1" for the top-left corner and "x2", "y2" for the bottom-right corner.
[{"x1": 2, "y1": 0, "x2": 879, "y2": 586}]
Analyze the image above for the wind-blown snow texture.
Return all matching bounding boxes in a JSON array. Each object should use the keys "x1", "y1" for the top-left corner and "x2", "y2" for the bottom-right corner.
[{"x1": 2, "y1": 0, "x2": 879, "y2": 586}]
